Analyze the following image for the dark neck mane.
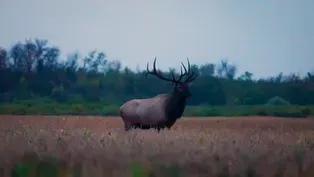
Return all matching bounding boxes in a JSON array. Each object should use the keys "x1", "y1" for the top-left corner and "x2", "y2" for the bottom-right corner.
[{"x1": 163, "y1": 91, "x2": 187, "y2": 128}]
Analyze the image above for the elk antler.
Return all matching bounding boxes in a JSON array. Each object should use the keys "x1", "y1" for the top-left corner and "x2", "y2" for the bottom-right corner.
[
  {"x1": 146, "y1": 57, "x2": 176, "y2": 82},
  {"x1": 182, "y1": 57, "x2": 197, "y2": 83},
  {"x1": 146, "y1": 57, "x2": 197, "y2": 84}
]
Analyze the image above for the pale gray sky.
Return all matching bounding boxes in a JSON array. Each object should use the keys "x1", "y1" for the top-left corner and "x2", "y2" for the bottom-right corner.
[{"x1": 1, "y1": 0, "x2": 313, "y2": 78}]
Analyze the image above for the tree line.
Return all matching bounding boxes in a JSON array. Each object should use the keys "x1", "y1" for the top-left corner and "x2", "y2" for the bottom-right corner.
[{"x1": 1, "y1": 38, "x2": 314, "y2": 106}]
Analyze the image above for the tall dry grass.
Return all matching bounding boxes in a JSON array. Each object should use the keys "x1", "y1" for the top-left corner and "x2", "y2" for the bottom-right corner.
[{"x1": 0, "y1": 117, "x2": 314, "y2": 177}]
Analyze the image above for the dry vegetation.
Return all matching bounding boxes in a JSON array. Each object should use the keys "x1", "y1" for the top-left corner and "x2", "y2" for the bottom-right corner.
[{"x1": 1, "y1": 115, "x2": 314, "y2": 177}]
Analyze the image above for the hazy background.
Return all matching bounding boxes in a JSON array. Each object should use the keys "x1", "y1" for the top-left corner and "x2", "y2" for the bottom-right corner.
[{"x1": 1, "y1": 0, "x2": 313, "y2": 79}]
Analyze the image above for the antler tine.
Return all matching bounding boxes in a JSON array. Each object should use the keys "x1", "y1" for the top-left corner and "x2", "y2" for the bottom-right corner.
[
  {"x1": 146, "y1": 57, "x2": 175, "y2": 82},
  {"x1": 190, "y1": 73, "x2": 198, "y2": 82},
  {"x1": 145, "y1": 62, "x2": 150, "y2": 77},
  {"x1": 145, "y1": 57, "x2": 156, "y2": 77},
  {"x1": 183, "y1": 57, "x2": 198, "y2": 83},
  {"x1": 185, "y1": 71, "x2": 198, "y2": 83},
  {"x1": 176, "y1": 58, "x2": 190, "y2": 82},
  {"x1": 152, "y1": 57, "x2": 158, "y2": 73},
  {"x1": 181, "y1": 57, "x2": 191, "y2": 76},
  {"x1": 181, "y1": 62, "x2": 188, "y2": 74},
  {"x1": 176, "y1": 62, "x2": 186, "y2": 82},
  {"x1": 186, "y1": 57, "x2": 191, "y2": 74},
  {"x1": 180, "y1": 66, "x2": 183, "y2": 76}
]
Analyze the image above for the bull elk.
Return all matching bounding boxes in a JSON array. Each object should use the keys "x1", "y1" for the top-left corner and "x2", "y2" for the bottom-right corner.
[{"x1": 119, "y1": 57, "x2": 198, "y2": 131}]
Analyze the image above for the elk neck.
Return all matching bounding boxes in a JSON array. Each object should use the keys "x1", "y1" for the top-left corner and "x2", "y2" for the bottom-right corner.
[{"x1": 164, "y1": 91, "x2": 187, "y2": 123}]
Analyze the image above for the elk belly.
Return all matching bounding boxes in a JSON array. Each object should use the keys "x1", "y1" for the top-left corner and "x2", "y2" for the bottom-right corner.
[
  {"x1": 138, "y1": 114, "x2": 165, "y2": 125},
  {"x1": 136, "y1": 104, "x2": 166, "y2": 125}
]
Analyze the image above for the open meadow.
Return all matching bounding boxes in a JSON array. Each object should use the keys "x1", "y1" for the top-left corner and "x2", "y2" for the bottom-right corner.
[{"x1": 1, "y1": 115, "x2": 314, "y2": 177}]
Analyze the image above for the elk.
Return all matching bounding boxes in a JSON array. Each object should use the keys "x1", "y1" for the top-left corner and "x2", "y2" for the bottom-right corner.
[{"x1": 119, "y1": 57, "x2": 198, "y2": 131}]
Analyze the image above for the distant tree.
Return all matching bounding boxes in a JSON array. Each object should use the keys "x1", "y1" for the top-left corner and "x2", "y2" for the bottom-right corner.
[
  {"x1": 239, "y1": 71, "x2": 253, "y2": 81},
  {"x1": 199, "y1": 63, "x2": 215, "y2": 76},
  {"x1": 216, "y1": 58, "x2": 237, "y2": 80},
  {"x1": 0, "y1": 47, "x2": 9, "y2": 70},
  {"x1": 1, "y1": 38, "x2": 314, "y2": 106}
]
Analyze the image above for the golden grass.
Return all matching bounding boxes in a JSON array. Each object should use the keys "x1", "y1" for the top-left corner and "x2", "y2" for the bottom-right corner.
[{"x1": 0, "y1": 116, "x2": 314, "y2": 177}]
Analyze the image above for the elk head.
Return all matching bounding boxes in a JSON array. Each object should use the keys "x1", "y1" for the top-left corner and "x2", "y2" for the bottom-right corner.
[{"x1": 146, "y1": 57, "x2": 198, "y2": 98}]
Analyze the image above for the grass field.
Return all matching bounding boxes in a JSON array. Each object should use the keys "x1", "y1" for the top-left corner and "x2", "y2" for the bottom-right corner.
[{"x1": 1, "y1": 115, "x2": 314, "y2": 177}]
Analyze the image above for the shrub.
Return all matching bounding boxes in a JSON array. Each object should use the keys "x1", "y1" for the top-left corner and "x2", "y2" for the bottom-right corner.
[
  {"x1": 72, "y1": 104, "x2": 86, "y2": 113},
  {"x1": 0, "y1": 92, "x2": 14, "y2": 103},
  {"x1": 103, "y1": 105, "x2": 120, "y2": 116},
  {"x1": 266, "y1": 96, "x2": 290, "y2": 105},
  {"x1": 301, "y1": 108, "x2": 311, "y2": 117},
  {"x1": 272, "y1": 111, "x2": 304, "y2": 118},
  {"x1": 256, "y1": 108, "x2": 268, "y2": 116},
  {"x1": 51, "y1": 85, "x2": 69, "y2": 103}
]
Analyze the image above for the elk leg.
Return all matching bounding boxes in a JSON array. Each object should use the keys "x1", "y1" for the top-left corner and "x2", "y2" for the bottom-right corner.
[
  {"x1": 155, "y1": 125, "x2": 165, "y2": 133},
  {"x1": 133, "y1": 124, "x2": 140, "y2": 129},
  {"x1": 156, "y1": 127, "x2": 161, "y2": 133},
  {"x1": 124, "y1": 121, "x2": 132, "y2": 131}
]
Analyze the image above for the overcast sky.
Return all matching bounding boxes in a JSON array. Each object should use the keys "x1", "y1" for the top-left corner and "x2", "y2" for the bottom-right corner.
[{"x1": 1, "y1": 0, "x2": 313, "y2": 78}]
